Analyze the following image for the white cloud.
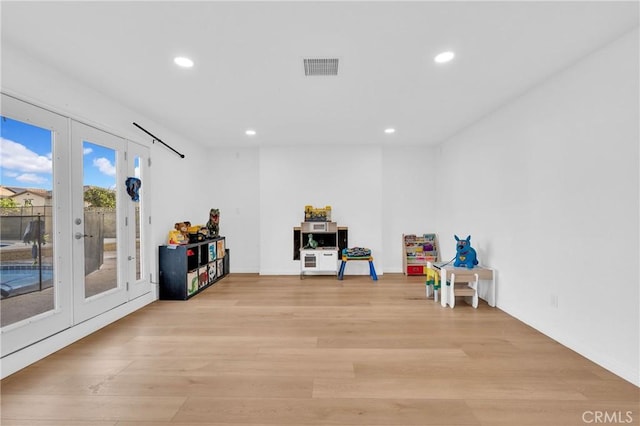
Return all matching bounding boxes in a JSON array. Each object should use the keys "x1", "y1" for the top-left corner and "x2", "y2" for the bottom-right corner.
[
  {"x1": 93, "y1": 157, "x2": 116, "y2": 177},
  {"x1": 4, "y1": 171, "x2": 19, "y2": 178},
  {"x1": 83, "y1": 147, "x2": 93, "y2": 155},
  {"x1": 16, "y1": 173, "x2": 48, "y2": 184},
  {"x1": 0, "y1": 137, "x2": 52, "y2": 173}
]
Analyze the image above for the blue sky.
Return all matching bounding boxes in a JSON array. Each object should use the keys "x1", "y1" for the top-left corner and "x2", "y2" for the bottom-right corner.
[
  {"x1": 82, "y1": 142, "x2": 116, "y2": 189},
  {"x1": 1, "y1": 116, "x2": 116, "y2": 190}
]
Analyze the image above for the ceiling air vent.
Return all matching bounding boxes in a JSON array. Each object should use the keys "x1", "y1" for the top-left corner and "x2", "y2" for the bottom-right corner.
[{"x1": 303, "y1": 58, "x2": 339, "y2": 76}]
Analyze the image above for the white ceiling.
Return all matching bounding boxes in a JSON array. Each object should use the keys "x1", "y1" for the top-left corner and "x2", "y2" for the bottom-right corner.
[{"x1": 2, "y1": 1, "x2": 638, "y2": 148}]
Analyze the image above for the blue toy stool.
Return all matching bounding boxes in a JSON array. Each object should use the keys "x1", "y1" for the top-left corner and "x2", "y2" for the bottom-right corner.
[{"x1": 337, "y1": 248, "x2": 378, "y2": 281}]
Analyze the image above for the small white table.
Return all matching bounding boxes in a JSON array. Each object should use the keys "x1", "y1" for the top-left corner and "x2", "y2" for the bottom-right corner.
[{"x1": 426, "y1": 262, "x2": 496, "y2": 308}]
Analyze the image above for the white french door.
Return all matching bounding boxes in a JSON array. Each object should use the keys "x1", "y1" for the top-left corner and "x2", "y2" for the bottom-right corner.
[
  {"x1": 1, "y1": 94, "x2": 73, "y2": 356},
  {"x1": 71, "y1": 122, "x2": 127, "y2": 322},
  {"x1": 71, "y1": 122, "x2": 127, "y2": 321},
  {"x1": 125, "y1": 140, "x2": 151, "y2": 300},
  {"x1": 70, "y1": 122, "x2": 151, "y2": 322},
  {"x1": 1, "y1": 95, "x2": 151, "y2": 358}
]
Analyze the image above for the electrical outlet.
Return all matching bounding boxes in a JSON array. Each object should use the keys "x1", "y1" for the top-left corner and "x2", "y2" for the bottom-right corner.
[{"x1": 550, "y1": 294, "x2": 559, "y2": 308}]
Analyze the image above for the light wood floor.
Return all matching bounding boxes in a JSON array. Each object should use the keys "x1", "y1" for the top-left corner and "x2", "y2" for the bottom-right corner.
[{"x1": 1, "y1": 273, "x2": 638, "y2": 426}]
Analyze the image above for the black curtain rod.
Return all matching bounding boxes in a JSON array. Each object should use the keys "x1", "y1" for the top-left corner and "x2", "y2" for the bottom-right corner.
[{"x1": 133, "y1": 122, "x2": 185, "y2": 158}]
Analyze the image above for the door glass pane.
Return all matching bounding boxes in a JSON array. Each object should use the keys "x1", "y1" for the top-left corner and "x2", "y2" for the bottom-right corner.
[
  {"x1": 82, "y1": 141, "x2": 117, "y2": 298},
  {"x1": 134, "y1": 155, "x2": 141, "y2": 281},
  {"x1": 0, "y1": 116, "x2": 56, "y2": 327}
]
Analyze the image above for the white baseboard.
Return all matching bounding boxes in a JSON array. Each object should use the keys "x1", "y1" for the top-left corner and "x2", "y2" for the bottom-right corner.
[{"x1": 499, "y1": 305, "x2": 640, "y2": 387}]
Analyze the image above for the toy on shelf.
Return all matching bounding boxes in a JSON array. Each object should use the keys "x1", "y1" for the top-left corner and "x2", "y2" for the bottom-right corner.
[
  {"x1": 304, "y1": 205, "x2": 332, "y2": 222},
  {"x1": 167, "y1": 230, "x2": 184, "y2": 245},
  {"x1": 177, "y1": 221, "x2": 190, "y2": 239},
  {"x1": 207, "y1": 208, "x2": 220, "y2": 237},
  {"x1": 303, "y1": 234, "x2": 319, "y2": 249},
  {"x1": 188, "y1": 224, "x2": 207, "y2": 243},
  {"x1": 168, "y1": 221, "x2": 191, "y2": 245},
  {"x1": 343, "y1": 247, "x2": 371, "y2": 258},
  {"x1": 453, "y1": 235, "x2": 478, "y2": 269}
]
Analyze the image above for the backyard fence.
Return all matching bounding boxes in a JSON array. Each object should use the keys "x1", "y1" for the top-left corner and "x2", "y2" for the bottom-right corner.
[{"x1": 0, "y1": 207, "x2": 116, "y2": 241}]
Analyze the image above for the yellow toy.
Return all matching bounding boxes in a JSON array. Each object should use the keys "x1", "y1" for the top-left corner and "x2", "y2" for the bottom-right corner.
[
  {"x1": 168, "y1": 230, "x2": 185, "y2": 245},
  {"x1": 168, "y1": 221, "x2": 191, "y2": 244},
  {"x1": 304, "y1": 205, "x2": 332, "y2": 222}
]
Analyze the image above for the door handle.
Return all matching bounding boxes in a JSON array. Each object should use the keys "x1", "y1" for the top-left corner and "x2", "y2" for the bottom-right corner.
[{"x1": 74, "y1": 232, "x2": 93, "y2": 239}]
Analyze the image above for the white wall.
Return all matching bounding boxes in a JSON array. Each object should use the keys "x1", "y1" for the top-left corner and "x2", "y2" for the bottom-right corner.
[
  {"x1": 381, "y1": 145, "x2": 440, "y2": 272},
  {"x1": 435, "y1": 29, "x2": 639, "y2": 385},
  {"x1": 202, "y1": 147, "x2": 260, "y2": 273},
  {"x1": 258, "y1": 145, "x2": 383, "y2": 275}
]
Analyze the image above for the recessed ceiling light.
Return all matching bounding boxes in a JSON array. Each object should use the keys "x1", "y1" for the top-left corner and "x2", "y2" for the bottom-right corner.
[
  {"x1": 174, "y1": 56, "x2": 194, "y2": 68},
  {"x1": 245, "y1": 129, "x2": 257, "y2": 136},
  {"x1": 384, "y1": 128, "x2": 396, "y2": 134},
  {"x1": 434, "y1": 51, "x2": 455, "y2": 64}
]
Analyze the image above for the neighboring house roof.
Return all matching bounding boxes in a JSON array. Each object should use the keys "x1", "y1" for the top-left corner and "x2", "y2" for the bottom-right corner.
[
  {"x1": 10, "y1": 189, "x2": 51, "y2": 199},
  {"x1": 0, "y1": 186, "x2": 18, "y2": 198},
  {"x1": 1, "y1": 187, "x2": 52, "y2": 201},
  {"x1": 4, "y1": 186, "x2": 30, "y2": 194}
]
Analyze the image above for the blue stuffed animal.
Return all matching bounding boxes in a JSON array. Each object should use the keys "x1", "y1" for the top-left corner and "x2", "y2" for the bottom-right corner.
[{"x1": 454, "y1": 235, "x2": 478, "y2": 268}]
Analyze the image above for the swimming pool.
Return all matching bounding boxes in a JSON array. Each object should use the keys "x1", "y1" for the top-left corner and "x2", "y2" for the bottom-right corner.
[{"x1": 0, "y1": 265, "x2": 54, "y2": 298}]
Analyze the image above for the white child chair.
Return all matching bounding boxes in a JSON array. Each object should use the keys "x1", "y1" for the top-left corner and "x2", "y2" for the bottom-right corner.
[{"x1": 445, "y1": 271, "x2": 480, "y2": 308}]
